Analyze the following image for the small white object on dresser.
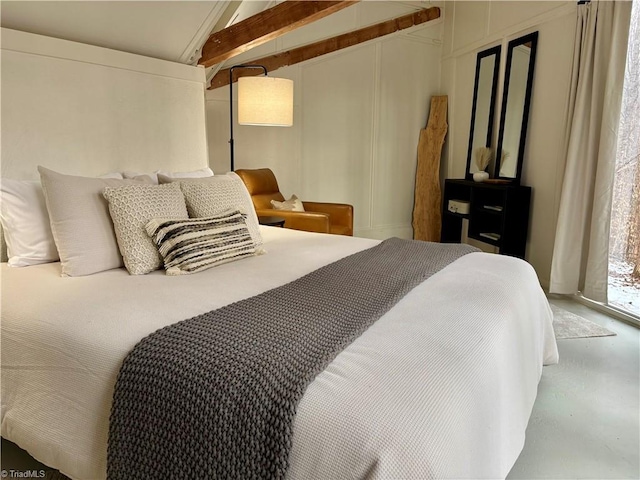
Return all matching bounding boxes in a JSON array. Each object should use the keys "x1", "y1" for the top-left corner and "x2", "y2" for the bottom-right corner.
[{"x1": 447, "y1": 199, "x2": 471, "y2": 215}]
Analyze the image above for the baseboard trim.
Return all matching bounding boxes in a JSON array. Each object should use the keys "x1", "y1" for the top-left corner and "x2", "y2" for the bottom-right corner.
[{"x1": 568, "y1": 293, "x2": 640, "y2": 329}]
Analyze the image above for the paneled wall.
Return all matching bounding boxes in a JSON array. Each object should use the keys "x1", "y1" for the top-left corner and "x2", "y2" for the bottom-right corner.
[
  {"x1": 206, "y1": 2, "x2": 443, "y2": 239},
  {"x1": 440, "y1": 1, "x2": 578, "y2": 288},
  {"x1": 1, "y1": 28, "x2": 209, "y2": 181},
  {"x1": 206, "y1": 1, "x2": 578, "y2": 286}
]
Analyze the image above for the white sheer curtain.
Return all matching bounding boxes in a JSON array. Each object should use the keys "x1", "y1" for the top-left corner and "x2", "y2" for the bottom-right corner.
[{"x1": 549, "y1": 0, "x2": 632, "y2": 303}]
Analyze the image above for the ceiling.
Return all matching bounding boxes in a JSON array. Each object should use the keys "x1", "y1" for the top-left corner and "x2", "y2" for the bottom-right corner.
[
  {"x1": 0, "y1": 1, "x2": 271, "y2": 64},
  {"x1": 0, "y1": 1, "x2": 437, "y2": 68}
]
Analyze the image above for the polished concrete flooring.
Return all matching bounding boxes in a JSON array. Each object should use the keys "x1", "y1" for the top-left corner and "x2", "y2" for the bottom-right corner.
[
  {"x1": 508, "y1": 296, "x2": 640, "y2": 479},
  {"x1": 2, "y1": 297, "x2": 639, "y2": 479}
]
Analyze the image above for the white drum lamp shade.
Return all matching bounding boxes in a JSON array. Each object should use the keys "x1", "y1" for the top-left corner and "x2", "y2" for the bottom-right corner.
[{"x1": 238, "y1": 76, "x2": 294, "y2": 127}]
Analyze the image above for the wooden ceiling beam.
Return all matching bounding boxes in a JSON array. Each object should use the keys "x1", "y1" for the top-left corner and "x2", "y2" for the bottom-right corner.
[
  {"x1": 199, "y1": 0, "x2": 359, "y2": 68},
  {"x1": 209, "y1": 6, "x2": 440, "y2": 89}
]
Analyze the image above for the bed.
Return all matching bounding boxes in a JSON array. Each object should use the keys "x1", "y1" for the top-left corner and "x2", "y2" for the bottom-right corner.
[{"x1": 1, "y1": 224, "x2": 558, "y2": 479}]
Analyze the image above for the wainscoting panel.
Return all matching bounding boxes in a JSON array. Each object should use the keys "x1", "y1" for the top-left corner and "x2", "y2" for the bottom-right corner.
[
  {"x1": 301, "y1": 46, "x2": 377, "y2": 231},
  {"x1": 440, "y1": 2, "x2": 577, "y2": 287},
  {"x1": 372, "y1": 37, "x2": 442, "y2": 234},
  {"x1": 205, "y1": 6, "x2": 444, "y2": 240}
]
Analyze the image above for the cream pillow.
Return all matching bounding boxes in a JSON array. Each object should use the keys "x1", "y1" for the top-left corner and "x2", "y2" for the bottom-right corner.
[
  {"x1": 271, "y1": 195, "x2": 305, "y2": 212},
  {"x1": 168, "y1": 173, "x2": 263, "y2": 246},
  {"x1": 0, "y1": 172, "x2": 124, "y2": 267},
  {"x1": 38, "y1": 166, "x2": 153, "y2": 276},
  {"x1": 103, "y1": 183, "x2": 189, "y2": 275}
]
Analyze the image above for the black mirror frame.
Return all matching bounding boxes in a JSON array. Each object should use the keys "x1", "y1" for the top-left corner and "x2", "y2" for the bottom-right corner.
[
  {"x1": 465, "y1": 45, "x2": 502, "y2": 181},
  {"x1": 495, "y1": 31, "x2": 539, "y2": 184}
]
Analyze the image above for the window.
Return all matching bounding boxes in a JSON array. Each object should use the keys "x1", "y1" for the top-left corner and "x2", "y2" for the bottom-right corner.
[{"x1": 608, "y1": 0, "x2": 640, "y2": 318}]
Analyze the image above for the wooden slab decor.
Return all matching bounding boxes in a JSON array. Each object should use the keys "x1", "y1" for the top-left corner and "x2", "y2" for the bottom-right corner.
[{"x1": 412, "y1": 96, "x2": 448, "y2": 242}]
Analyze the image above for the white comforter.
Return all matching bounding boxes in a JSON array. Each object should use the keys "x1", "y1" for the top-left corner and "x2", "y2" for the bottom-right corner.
[{"x1": 1, "y1": 227, "x2": 558, "y2": 479}]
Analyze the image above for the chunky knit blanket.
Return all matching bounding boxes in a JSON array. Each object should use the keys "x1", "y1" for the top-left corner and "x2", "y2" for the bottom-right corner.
[{"x1": 107, "y1": 238, "x2": 477, "y2": 479}]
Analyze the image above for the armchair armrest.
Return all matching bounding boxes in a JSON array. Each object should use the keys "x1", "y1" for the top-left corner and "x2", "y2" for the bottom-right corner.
[
  {"x1": 255, "y1": 208, "x2": 331, "y2": 234},
  {"x1": 302, "y1": 202, "x2": 354, "y2": 235}
]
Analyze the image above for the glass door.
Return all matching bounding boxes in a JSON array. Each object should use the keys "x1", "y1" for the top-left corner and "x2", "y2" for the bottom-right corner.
[{"x1": 608, "y1": 0, "x2": 640, "y2": 318}]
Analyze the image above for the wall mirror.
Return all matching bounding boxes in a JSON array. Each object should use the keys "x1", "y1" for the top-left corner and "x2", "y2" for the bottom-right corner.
[
  {"x1": 495, "y1": 31, "x2": 538, "y2": 184},
  {"x1": 465, "y1": 45, "x2": 501, "y2": 180}
]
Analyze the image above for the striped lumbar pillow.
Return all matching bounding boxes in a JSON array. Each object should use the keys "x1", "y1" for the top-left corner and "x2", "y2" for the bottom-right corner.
[{"x1": 146, "y1": 209, "x2": 261, "y2": 276}]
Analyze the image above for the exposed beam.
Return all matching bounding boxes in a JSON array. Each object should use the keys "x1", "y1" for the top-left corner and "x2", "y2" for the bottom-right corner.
[
  {"x1": 209, "y1": 6, "x2": 440, "y2": 89},
  {"x1": 199, "y1": 0, "x2": 359, "y2": 68},
  {"x1": 179, "y1": 0, "x2": 231, "y2": 64}
]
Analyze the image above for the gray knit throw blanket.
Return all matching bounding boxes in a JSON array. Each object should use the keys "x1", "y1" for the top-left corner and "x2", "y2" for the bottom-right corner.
[{"x1": 107, "y1": 238, "x2": 477, "y2": 479}]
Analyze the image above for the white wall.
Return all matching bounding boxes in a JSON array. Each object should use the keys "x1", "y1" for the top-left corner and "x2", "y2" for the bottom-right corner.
[
  {"x1": 205, "y1": 0, "x2": 578, "y2": 283},
  {"x1": 206, "y1": 2, "x2": 444, "y2": 239},
  {"x1": 441, "y1": 1, "x2": 578, "y2": 288},
  {"x1": 1, "y1": 28, "x2": 209, "y2": 181}
]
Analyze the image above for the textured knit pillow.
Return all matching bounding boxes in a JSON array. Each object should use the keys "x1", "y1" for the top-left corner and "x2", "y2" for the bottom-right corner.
[
  {"x1": 38, "y1": 166, "x2": 154, "y2": 276},
  {"x1": 168, "y1": 173, "x2": 263, "y2": 246},
  {"x1": 271, "y1": 194, "x2": 305, "y2": 212},
  {"x1": 0, "y1": 179, "x2": 59, "y2": 266},
  {"x1": 103, "y1": 183, "x2": 189, "y2": 275},
  {"x1": 146, "y1": 210, "x2": 262, "y2": 276}
]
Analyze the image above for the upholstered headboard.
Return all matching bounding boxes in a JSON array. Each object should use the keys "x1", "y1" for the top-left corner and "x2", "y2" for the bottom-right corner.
[
  {"x1": 1, "y1": 28, "x2": 209, "y2": 182},
  {"x1": 0, "y1": 28, "x2": 210, "y2": 262}
]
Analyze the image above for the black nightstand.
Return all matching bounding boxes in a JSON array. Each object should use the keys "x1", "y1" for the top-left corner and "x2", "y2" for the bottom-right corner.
[
  {"x1": 441, "y1": 179, "x2": 531, "y2": 259},
  {"x1": 258, "y1": 216, "x2": 286, "y2": 227}
]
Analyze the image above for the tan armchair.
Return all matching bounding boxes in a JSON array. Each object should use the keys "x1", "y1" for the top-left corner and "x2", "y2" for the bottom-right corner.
[{"x1": 235, "y1": 168, "x2": 353, "y2": 236}]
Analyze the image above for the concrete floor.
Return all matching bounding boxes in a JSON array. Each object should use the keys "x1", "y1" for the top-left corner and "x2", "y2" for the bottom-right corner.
[
  {"x1": 508, "y1": 296, "x2": 640, "y2": 479},
  {"x1": 2, "y1": 297, "x2": 639, "y2": 479}
]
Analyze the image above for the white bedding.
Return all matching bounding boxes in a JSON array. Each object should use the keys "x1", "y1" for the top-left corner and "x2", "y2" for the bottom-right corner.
[{"x1": 1, "y1": 227, "x2": 558, "y2": 479}]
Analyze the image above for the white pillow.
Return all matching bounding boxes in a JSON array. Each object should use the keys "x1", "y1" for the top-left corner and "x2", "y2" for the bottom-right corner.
[
  {"x1": 38, "y1": 166, "x2": 153, "y2": 276},
  {"x1": 0, "y1": 179, "x2": 59, "y2": 266},
  {"x1": 171, "y1": 173, "x2": 263, "y2": 246},
  {"x1": 103, "y1": 183, "x2": 189, "y2": 275},
  {"x1": 146, "y1": 209, "x2": 261, "y2": 276},
  {"x1": 123, "y1": 167, "x2": 214, "y2": 184},
  {"x1": 159, "y1": 167, "x2": 214, "y2": 178},
  {"x1": 100, "y1": 172, "x2": 125, "y2": 179},
  {"x1": 271, "y1": 194, "x2": 305, "y2": 212}
]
